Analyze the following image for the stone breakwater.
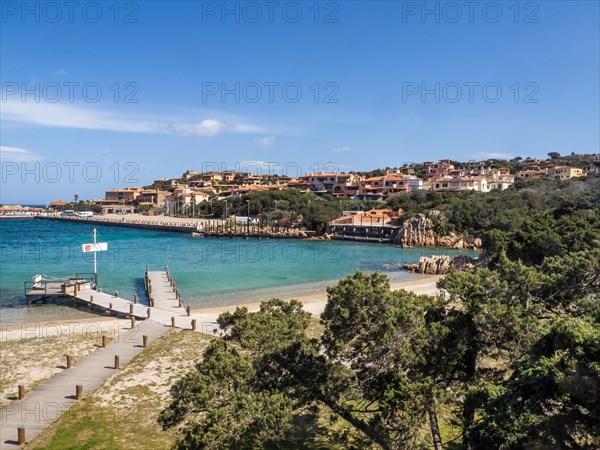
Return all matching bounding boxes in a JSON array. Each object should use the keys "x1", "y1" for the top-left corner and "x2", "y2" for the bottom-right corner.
[
  {"x1": 35, "y1": 215, "x2": 196, "y2": 233},
  {"x1": 34, "y1": 216, "x2": 312, "y2": 239}
]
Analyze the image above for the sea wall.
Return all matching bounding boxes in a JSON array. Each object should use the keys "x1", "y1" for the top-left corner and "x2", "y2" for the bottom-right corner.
[{"x1": 35, "y1": 216, "x2": 194, "y2": 233}]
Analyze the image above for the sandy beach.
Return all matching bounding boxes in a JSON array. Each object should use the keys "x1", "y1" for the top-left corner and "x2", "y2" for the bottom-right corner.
[{"x1": 187, "y1": 274, "x2": 443, "y2": 324}]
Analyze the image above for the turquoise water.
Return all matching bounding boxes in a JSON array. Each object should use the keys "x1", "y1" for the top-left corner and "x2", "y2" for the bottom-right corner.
[{"x1": 0, "y1": 219, "x2": 475, "y2": 323}]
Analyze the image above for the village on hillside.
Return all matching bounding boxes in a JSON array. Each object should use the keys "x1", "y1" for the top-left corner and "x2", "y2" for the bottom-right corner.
[{"x1": 40, "y1": 154, "x2": 599, "y2": 214}]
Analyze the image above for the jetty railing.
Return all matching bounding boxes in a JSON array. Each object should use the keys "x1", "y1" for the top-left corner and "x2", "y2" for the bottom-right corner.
[{"x1": 23, "y1": 280, "x2": 49, "y2": 297}]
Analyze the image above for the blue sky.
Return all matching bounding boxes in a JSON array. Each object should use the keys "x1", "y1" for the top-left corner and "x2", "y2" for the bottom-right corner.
[{"x1": 1, "y1": 0, "x2": 599, "y2": 204}]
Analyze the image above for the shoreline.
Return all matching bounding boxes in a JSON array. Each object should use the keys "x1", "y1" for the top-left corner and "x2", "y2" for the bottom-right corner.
[
  {"x1": 0, "y1": 275, "x2": 442, "y2": 335},
  {"x1": 0, "y1": 275, "x2": 442, "y2": 336},
  {"x1": 189, "y1": 275, "x2": 443, "y2": 320}
]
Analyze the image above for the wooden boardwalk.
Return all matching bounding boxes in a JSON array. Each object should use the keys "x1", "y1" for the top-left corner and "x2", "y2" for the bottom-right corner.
[{"x1": 0, "y1": 319, "x2": 169, "y2": 448}]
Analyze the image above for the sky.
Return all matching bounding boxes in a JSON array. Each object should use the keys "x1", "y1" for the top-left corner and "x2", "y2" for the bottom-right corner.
[{"x1": 1, "y1": 0, "x2": 599, "y2": 204}]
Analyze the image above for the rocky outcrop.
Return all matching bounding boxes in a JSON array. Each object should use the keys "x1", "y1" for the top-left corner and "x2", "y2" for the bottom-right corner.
[
  {"x1": 404, "y1": 254, "x2": 478, "y2": 275},
  {"x1": 393, "y1": 211, "x2": 481, "y2": 249}
]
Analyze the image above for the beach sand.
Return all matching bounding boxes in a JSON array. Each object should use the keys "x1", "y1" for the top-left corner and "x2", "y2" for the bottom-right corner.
[{"x1": 187, "y1": 274, "x2": 443, "y2": 324}]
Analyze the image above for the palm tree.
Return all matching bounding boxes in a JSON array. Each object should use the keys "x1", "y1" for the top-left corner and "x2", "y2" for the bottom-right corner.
[{"x1": 74, "y1": 194, "x2": 79, "y2": 204}]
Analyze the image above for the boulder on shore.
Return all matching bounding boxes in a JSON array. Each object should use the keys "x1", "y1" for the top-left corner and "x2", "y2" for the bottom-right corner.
[
  {"x1": 404, "y1": 254, "x2": 478, "y2": 275},
  {"x1": 393, "y1": 211, "x2": 481, "y2": 249}
]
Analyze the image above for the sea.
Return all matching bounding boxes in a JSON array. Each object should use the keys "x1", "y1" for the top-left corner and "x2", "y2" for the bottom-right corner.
[{"x1": 0, "y1": 219, "x2": 476, "y2": 323}]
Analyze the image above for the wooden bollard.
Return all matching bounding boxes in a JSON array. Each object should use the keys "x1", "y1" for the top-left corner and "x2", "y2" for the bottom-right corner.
[
  {"x1": 173, "y1": 282, "x2": 176, "y2": 293},
  {"x1": 130, "y1": 316, "x2": 136, "y2": 328},
  {"x1": 129, "y1": 303, "x2": 134, "y2": 314},
  {"x1": 150, "y1": 297, "x2": 154, "y2": 307},
  {"x1": 102, "y1": 335, "x2": 107, "y2": 347},
  {"x1": 178, "y1": 299, "x2": 183, "y2": 308},
  {"x1": 73, "y1": 284, "x2": 78, "y2": 296},
  {"x1": 18, "y1": 385, "x2": 25, "y2": 400},
  {"x1": 133, "y1": 293, "x2": 138, "y2": 304},
  {"x1": 17, "y1": 427, "x2": 25, "y2": 445},
  {"x1": 108, "y1": 303, "x2": 113, "y2": 314},
  {"x1": 66, "y1": 355, "x2": 72, "y2": 369},
  {"x1": 186, "y1": 306, "x2": 191, "y2": 316},
  {"x1": 191, "y1": 319, "x2": 196, "y2": 331},
  {"x1": 76, "y1": 385, "x2": 83, "y2": 400},
  {"x1": 146, "y1": 265, "x2": 149, "y2": 273},
  {"x1": 143, "y1": 335, "x2": 148, "y2": 347},
  {"x1": 90, "y1": 295, "x2": 94, "y2": 303},
  {"x1": 147, "y1": 308, "x2": 151, "y2": 318},
  {"x1": 171, "y1": 317, "x2": 176, "y2": 327},
  {"x1": 148, "y1": 284, "x2": 152, "y2": 294},
  {"x1": 114, "y1": 291, "x2": 119, "y2": 297},
  {"x1": 114, "y1": 355, "x2": 120, "y2": 370}
]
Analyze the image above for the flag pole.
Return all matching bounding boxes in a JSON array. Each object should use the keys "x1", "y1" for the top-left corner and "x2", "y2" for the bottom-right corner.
[{"x1": 93, "y1": 228, "x2": 97, "y2": 275}]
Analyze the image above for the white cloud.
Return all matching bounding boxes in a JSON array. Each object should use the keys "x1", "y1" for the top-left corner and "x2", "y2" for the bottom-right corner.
[
  {"x1": 255, "y1": 136, "x2": 276, "y2": 147},
  {"x1": 53, "y1": 69, "x2": 67, "y2": 76},
  {"x1": 333, "y1": 145, "x2": 352, "y2": 153},
  {"x1": 476, "y1": 152, "x2": 514, "y2": 160},
  {"x1": 1, "y1": 100, "x2": 267, "y2": 138},
  {"x1": 0, "y1": 146, "x2": 43, "y2": 162},
  {"x1": 102, "y1": 148, "x2": 113, "y2": 155}
]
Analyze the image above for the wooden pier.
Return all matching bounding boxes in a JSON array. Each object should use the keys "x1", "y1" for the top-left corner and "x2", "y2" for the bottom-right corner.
[{"x1": 24, "y1": 268, "x2": 195, "y2": 330}]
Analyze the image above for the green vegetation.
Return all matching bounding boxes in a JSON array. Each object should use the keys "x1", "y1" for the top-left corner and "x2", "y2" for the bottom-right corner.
[
  {"x1": 160, "y1": 176, "x2": 599, "y2": 449},
  {"x1": 197, "y1": 190, "x2": 383, "y2": 233}
]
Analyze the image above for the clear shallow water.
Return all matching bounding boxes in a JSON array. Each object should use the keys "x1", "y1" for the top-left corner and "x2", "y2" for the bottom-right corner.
[{"x1": 0, "y1": 219, "x2": 476, "y2": 323}]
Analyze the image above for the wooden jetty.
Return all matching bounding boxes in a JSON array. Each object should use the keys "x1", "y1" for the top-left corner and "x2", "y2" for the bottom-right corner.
[
  {"x1": 24, "y1": 268, "x2": 195, "y2": 330},
  {"x1": 0, "y1": 319, "x2": 169, "y2": 448}
]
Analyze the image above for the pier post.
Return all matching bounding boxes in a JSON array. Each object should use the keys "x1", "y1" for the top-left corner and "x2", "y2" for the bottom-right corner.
[
  {"x1": 143, "y1": 335, "x2": 148, "y2": 347},
  {"x1": 108, "y1": 303, "x2": 113, "y2": 314},
  {"x1": 102, "y1": 335, "x2": 107, "y2": 347},
  {"x1": 114, "y1": 291, "x2": 118, "y2": 297},
  {"x1": 114, "y1": 355, "x2": 120, "y2": 370},
  {"x1": 18, "y1": 385, "x2": 25, "y2": 400},
  {"x1": 17, "y1": 427, "x2": 25, "y2": 445},
  {"x1": 178, "y1": 299, "x2": 183, "y2": 308},
  {"x1": 66, "y1": 355, "x2": 72, "y2": 369},
  {"x1": 171, "y1": 317, "x2": 175, "y2": 327},
  {"x1": 191, "y1": 319, "x2": 196, "y2": 331},
  {"x1": 90, "y1": 295, "x2": 94, "y2": 303},
  {"x1": 186, "y1": 306, "x2": 191, "y2": 316},
  {"x1": 148, "y1": 284, "x2": 152, "y2": 294},
  {"x1": 73, "y1": 284, "x2": 78, "y2": 296},
  {"x1": 173, "y1": 281, "x2": 176, "y2": 293},
  {"x1": 26, "y1": 297, "x2": 31, "y2": 306},
  {"x1": 133, "y1": 293, "x2": 138, "y2": 304},
  {"x1": 150, "y1": 297, "x2": 154, "y2": 307},
  {"x1": 129, "y1": 303, "x2": 134, "y2": 314},
  {"x1": 147, "y1": 308, "x2": 151, "y2": 318},
  {"x1": 130, "y1": 316, "x2": 136, "y2": 328},
  {"x1": 76, "y1": 385, "x2": 83, "y2": 400}
]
